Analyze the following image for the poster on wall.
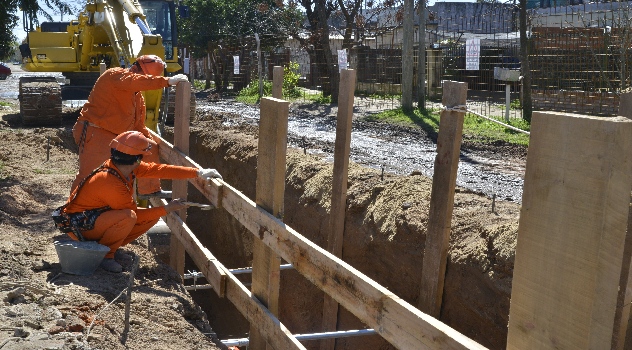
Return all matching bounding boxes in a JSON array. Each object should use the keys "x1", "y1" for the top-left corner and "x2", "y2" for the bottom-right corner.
[
  {"x1": 337, "y1": 50, "x2": 347, "y2": 72},
  {"x1": 233, "y1": 56, "x2": 240, "y2": 74},
  {"x1": 466, "y1": 39, "x2": 480, "y2": 71}
]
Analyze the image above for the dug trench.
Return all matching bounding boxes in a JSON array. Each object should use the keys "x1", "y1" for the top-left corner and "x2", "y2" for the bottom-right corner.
[{"x1": 157, "y1": 109, "x2": 520, "y2": 350}]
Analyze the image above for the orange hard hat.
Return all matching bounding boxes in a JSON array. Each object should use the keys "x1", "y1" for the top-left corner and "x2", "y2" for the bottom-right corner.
[
  {"x1": 136, "y1": 55, "x2": 165, "y2": 76},
  {"x1": 109, "y1": 131, "x2": 153, "y2": 156}
]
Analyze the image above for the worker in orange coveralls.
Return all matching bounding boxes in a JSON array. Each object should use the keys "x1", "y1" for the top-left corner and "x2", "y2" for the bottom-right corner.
[
  {"x1": 71, "y1": 54, "x2": 189, "y2": 198},
  {"x1": 63, "y1": 131, "x2": 222, "y2": 273}
]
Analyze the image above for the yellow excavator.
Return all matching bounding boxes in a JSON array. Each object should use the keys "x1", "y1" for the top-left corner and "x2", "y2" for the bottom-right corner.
[{"x1": 18, "y1": 0, "x2": 183, "y2": 130}]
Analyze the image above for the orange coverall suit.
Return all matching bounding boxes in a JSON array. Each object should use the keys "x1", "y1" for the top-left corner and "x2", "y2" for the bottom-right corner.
[
  {"x1": 71, "y1": 67, "x2": 170, "y2": 194},
  {"x1": 64, "y1": 159, "x2": 198, "y2": 259}
]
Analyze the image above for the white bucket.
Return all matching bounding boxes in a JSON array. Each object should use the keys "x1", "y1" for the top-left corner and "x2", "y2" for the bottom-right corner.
[{"x1": 54, "y1": 240, "x2": 110, "y2": 275}]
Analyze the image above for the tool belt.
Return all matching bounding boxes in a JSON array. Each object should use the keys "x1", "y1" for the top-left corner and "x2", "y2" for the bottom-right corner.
[
  {"x1": 52, "y1": 206, "x2": 110, "y2": 240},
  {"x1": 52, "y1": 163, "x2": 128, "y2": 241}
]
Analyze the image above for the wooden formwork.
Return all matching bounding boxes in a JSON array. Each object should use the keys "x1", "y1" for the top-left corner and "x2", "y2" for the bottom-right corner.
[
  {"x1": 147, "y1": 78, "x2": 486, "y2": 349},
  {"x1": 150, "y1": 76, "x2": 632, "y2": 350}
]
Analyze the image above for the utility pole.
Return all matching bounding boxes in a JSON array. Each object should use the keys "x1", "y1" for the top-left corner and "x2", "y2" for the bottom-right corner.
[
  {"x1": 402, "y1": 0, "x2": 414, "y2": 112},
  {"x1": 417, "y1": 0, "x2": 427, "y2": 111}
]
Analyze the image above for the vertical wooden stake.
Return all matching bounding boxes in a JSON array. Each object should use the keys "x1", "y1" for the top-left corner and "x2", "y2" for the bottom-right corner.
[
  {"x1": 614, "y1": 92, "x2": 632, "y2": 350},
  {"x1": 419, "y1": 81, "x2": 467, "y2": 317},
  {"x1": 170, "y1": 81, "x2": 191, "y2": 277},
  {"x1": 507, "y1": 112, "x2": 632, "y2": 349},
  {"x1": 273, "y1": 66, "x2": 283, "y2": 99},
  {"x1": 249, "y1": 97, "x2": 289, "y2": 350},
  {"x1": 320, "y1": 69, "x2": 356, "y2": 350}
]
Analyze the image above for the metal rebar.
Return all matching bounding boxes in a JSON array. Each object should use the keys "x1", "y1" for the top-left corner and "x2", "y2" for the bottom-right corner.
[{"x1": 221, "y1": 329, "x2": 377, "y2": 347}]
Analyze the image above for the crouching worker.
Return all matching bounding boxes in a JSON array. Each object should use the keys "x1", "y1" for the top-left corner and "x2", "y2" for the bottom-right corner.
[{"x1": 59, "y1": 131, "x2": 222, "y2": 273}]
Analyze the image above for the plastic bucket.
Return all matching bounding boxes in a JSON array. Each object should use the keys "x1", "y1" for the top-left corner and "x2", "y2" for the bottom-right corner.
[{"x1": 54, "y1": 240, "x2": 110, "y2": 275}]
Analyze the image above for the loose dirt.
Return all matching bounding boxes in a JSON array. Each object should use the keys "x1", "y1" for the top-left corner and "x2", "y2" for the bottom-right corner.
[{"x1": 0, "y1": 104, "x2": 224, "y2": 349}]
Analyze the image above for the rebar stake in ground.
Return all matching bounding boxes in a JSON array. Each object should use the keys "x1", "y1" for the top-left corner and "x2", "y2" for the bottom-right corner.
[{"x1": 122, "y1": 255, "x2": 139, "y2": 344}]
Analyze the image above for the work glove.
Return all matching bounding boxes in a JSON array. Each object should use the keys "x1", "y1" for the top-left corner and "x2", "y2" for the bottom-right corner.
[
  {"x1": 168, "y1": 74, "x2": 189, "y2": 86},
  {"x1": 198, "y1": 168, "x2": 223, "y2": 181}
]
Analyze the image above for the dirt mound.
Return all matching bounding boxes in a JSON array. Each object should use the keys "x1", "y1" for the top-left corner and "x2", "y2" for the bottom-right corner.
[{"x1": 0, "y1": 105, "x2": 224, "y2": 350}]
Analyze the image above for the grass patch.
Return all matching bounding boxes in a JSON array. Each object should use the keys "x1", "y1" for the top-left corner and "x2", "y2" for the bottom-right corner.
[
  {"x1": 0, "y1": 101, "x2": 11, "y2": 107},
  {"x1": 366, "y1": 108, "x2": 530, "y2": 146}
]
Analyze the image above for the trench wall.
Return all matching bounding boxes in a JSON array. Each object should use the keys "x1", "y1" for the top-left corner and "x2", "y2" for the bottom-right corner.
[{"x1": 163, "y1": 117, "x2": 519, "y2": 350}]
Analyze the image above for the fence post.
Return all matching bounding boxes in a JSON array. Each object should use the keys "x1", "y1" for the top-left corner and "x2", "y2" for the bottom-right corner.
[
  {"x1": 249, "y1": 97, "x2": 290, "y2": 350},
  {"x1": 419, "y1": 80, "x2": 467, "y2": 317},
  {"x1": 170, "y1": 81, "x2": 191, "y2": 276},
  {"x1": 273, "y1": 66, "x2": 283, "y2": 99},
  {"x1": 320, "y1": 69, "x2": 356, "y2": 350}
]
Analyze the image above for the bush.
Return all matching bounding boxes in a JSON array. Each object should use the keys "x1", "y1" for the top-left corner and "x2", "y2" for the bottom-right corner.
[{"x1": 237, "y1": 61, "x2": 302, "y2": 103}]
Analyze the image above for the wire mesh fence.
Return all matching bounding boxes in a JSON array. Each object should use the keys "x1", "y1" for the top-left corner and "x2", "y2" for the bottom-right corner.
[{"x1": 187, "y1": 1, "x2": 632, "y2": 119}]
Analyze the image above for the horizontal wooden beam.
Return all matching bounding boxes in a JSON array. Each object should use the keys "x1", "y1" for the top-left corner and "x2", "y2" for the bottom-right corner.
[
  {"x1": 149, "y1": 130, "x2": 223, "y2": 208},
  {"x1": 220, "y1": 181, "x2": 486, "y2": 350},
  {"x1": 149, "y1": 198, "x2": 304, "y2": 349},
  {"x1": 149, "y1": 198, "x2": 227, "y2": 297},
  {"x1": 150, "y1": 131, "x2": 486, "y2": 350}
]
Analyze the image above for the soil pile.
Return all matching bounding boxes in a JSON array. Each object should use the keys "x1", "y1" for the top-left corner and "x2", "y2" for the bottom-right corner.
[{"x1": 0, "y1": 106, "x2": 224, "y2": 350}]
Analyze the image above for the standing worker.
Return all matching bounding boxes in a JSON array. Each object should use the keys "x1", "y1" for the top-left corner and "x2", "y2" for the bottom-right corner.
[
  {"x1": 71, "y1": 54, "x2": 189, "y2": 198},
  {"x1": 59, "y1": 131, "x2": 222, "y2": 273}
]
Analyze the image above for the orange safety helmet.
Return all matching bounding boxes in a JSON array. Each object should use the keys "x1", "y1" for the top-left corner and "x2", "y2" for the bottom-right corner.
[
  {"x1": 135, "y1": 55, "x2": 166, "y2": 76},
  {"x1": 109, "y1": 131, "x2": 153, "y2": 156}
]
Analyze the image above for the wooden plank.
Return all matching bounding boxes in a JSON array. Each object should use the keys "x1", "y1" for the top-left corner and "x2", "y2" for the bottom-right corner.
[
  {"x1": 321, "y1": 69, "x2": 356, "y2": 350},
  {"x1": 250, "y1": 97, "x2": 289, "y2": 350},
  {"x1": 614, "y1": 198, "x2": 632, "y2": 349},
  {"x1": 149, "y1": 197, "x2": 227, "y2": 297},
  {"x1": 170, "y1": 81, "x2": 191, "y2": 276},
  {"x1": 149, "y1": 200, "x2": 303, "y2": 349},
  {"x1": 219, "y1": 181, "x2": 486, "y2": 350},
  {"x1": 224, "y1": 267, "x2": 306, "y2": 350},
  {"x1": 507, "y1": 112, "x2": 632, "y2": 350},
  {"x1": 419, "y1": 81, "x2": 467, "y2": 317},
  {"x1": 272, "y1": 66, "x2": 283, "y2": 99},
  {"x1": 150, "y1": 130, "x2": 223, "y2": 208}
]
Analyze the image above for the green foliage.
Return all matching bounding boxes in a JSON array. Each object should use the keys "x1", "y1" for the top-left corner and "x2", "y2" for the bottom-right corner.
[
  {"x1": 192, "y1": 79, "x2": 206, "y2": 90},
  {"x1": 366, "y1": 108, "x2": 530, "y2": 146},
  {"x1": 0, "y1": 101, "x2": 11, "y2": 107},
  {"x1": 282, "y1": 61, "x2": 301, "y2": 98},
  {"x1": 236, "y1": 61, "x2": 304, "y2": 103}
]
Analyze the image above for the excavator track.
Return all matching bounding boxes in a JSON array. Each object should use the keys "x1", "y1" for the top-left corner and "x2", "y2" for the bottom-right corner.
[{"x1": 19, "y1": 77, "x2": 63, "y2": 126}]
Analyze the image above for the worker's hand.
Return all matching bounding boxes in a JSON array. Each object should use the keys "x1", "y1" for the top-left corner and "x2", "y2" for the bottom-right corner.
[
  {"x1": 198, "y1": 168, "x2": 223, "y2": 181},
  {"x1": 165, "y1": 198, "x2": 190, "y2": 213},
  {"x1": 168, "y1": 74, "x2": 189, "y2": 86}
]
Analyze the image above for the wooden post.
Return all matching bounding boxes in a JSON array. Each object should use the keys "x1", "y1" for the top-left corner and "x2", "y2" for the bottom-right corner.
[
  {"x1": 507, "y1": 112, "x2": 632, "y2": 349},
  {"x1": 619, "y1": 92, "x2": 632, "y2": 119},
  {"x1": 320, "y1": 69, "x2": 356, "y2": 350},
  {"x1": 249, "y1": 97, "x2": 290, "y2": 350},
  {"x1": 418, "y1": 80, "x2": 467, "y2": 317},
  {"x1": 273, "y1": 66, "x2": 283, "y2": 99},
  {"x1": 401, "y1": 0, "x2": 414, "y2": 111},
  {"x1": 169, "y1": 81, "x2": 191, "y2": 276},
  {"x1": 612, "y1": 92, "x2": 632, "y2": 349},
  {"x1": 99, "y1": 62, "x2": 107, "y2": 75}
]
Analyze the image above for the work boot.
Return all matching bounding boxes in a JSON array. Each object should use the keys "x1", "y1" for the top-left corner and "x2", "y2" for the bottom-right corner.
[
  {"x1": 99, "y1": 258, "x2": 122, "y2": 273},
  {"x1": 114, "y1": 250, "x2": 134, "y2": 265},
  {"x1": 137, "y1": 190, "x2": 172, "y2": 200}
]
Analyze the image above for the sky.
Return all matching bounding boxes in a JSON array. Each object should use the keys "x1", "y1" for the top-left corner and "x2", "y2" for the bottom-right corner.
[{"x1": 12, "y1": 0, "x2": 475, "y2": 42}]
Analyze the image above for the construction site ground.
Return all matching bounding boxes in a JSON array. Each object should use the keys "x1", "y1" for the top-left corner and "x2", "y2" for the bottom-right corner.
[{"x1": 0, "y1": 64, "x2": 526, "y2": 350}]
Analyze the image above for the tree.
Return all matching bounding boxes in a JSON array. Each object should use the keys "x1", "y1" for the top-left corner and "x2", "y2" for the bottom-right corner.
[
  {"x1": 179, "y1": 0, "x2": 293, "y2": 91},
  {"x1": 2, "y1": 0, "x2": 76, "y2": 58},
  {"x1": 519, "y1": 0, "x2": 532, "y2": 122}
]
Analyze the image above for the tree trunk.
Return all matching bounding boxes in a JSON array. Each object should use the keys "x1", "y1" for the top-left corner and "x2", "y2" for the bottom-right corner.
[
  {"x1": 417, "y1": 0, "x2": 427, "y2": 111},
  {"x1": 316, "y1": 0, "x2": 339, "y2": 102},
  {"x1": 519, "y1": 0, "x2": 532, "y2": 122}
]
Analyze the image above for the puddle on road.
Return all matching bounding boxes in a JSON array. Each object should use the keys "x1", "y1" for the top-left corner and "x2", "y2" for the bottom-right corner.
[{"x1": 201, "y1": 101, "x2": 524, "y2": 203}]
